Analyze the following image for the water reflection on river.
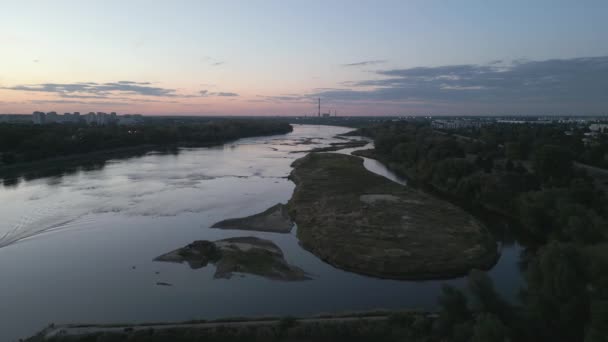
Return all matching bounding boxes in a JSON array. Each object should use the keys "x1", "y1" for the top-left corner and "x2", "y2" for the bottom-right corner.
[{"x1": 0, "y1": 125, "x2": 523, "y2": 341}]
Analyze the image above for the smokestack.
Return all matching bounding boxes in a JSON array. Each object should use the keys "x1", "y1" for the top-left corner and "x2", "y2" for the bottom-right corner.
[{"x1": 318, "y1": 98, "x2": 321, "y2": 117}]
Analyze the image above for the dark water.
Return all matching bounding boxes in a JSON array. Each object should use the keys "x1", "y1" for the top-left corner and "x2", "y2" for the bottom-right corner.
[{"x1": 0, "y1": 125, "x2": 523, "y2": 341}]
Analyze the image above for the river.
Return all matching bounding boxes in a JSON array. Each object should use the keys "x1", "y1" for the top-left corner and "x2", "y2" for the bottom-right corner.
[{"x1": 0, "y1": 125, "x2": 523, "y2": 341}]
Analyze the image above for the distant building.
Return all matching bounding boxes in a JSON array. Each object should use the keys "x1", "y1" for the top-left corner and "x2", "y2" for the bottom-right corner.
[
  {"x1": 61, "y1": 113, "x2": 82, "y2": 124},
  {"x1": 28, "y1": 111, "x2": 130, "y2": 126},
  {"x1": 431, "y1": 119, "x2": 484, "y2": 130},
  {"x1": 118, "y1": 117, "x2": 136, "y2": 125},
  {"x1": 85, "y1": 112, "x2": 97, "y2": 124},
  {"x1": 590, "y1": 123, "x2": 608, "y2": 134},
  {"x1": 497, "y1": 119, "x2": 552, "y2": 125},
  {"x1": 32, "y1": 111, "x2": 46, "y2": 124},
  {"x1": 496, "y1": 120, "x2": 526, "y2": 124},
  {"x1": 1, "y1": 115, "x2": 31, "y2": 124},
  {"x1": 117, "y1": 114, "x2": 142, "y2": 125},
  {"x1": 46, "y1": 111, "x2": 58, "y2": 123},
  {"x1": 96, "y1": 112, "x2": 108, "y2": 125}
]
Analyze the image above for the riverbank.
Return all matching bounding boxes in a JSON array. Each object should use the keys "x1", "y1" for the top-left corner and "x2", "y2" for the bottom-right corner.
[
  {"x1": 26, "y1": 310, "x2": 435, "y2": 342},
  {"x1": 0, "y1": 120, "x2": 293, "y2": 182},
  {"x1": 287, "y1": 153, "x2": 498, "y2": 279},
  {"x1": 353, "y1": 148, "x2": 517, "y2": 216},
  {"x1": 0, "y1": 137, "x2": 293, "y2": 185},
  {"x1": 352, "y1": 148, "x2": 534, "y2": 241},
  {"x1": 0, "y1": 144, "x2": 170, "y2": 183}
]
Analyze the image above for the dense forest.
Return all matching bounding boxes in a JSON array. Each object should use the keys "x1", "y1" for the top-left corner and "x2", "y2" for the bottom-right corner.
[
  {"x1": 0, "y1": 119, "x2": 292, "y2": 167},
  {"x1": 355, "y1": 121, "x2": 608, "y2": 342}
]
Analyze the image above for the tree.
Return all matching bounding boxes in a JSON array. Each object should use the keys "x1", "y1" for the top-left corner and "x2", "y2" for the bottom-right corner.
[
  {"x1": 585, "y1": 300, "x2": 608, "y2": 342},
  {"x1": 505, "y1": 142, "x2": 523, "y2": 160},
  {"x1": 522, "y1": 242, "x2": 589, "y2": 342},
  {"x1": 1, "y1": 152, "x2": 17, "y2": 164},
  {"x1": 436, "y1": 285, "x2": 472, "y2": 339},
  {"x1": 471, "y1": 313, "x2": 509, "y2": 342},
  {"x1": 532, "y1": 145, "x2": 574, "y2": 184},
  {"x1": 468, "y1": 270, "x2": 513, "y2": 324},
  {"x1": 517, "y1": 190, "x2": 555, "y2": 242}
]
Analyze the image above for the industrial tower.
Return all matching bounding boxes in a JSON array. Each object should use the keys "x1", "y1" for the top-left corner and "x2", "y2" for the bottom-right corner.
[{"x1": 318, "y1": 98, "x2": 321, "y2": 117}]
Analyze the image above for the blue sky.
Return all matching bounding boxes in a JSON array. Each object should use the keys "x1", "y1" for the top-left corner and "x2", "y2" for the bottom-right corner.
[{"x1": 1, "y1": 0, "x2": 607, "y2": 115}]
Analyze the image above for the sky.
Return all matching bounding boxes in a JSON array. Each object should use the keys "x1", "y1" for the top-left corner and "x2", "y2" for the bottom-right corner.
[{"x1": 1, "y1": 0, "x2": 608, "y2": 116}]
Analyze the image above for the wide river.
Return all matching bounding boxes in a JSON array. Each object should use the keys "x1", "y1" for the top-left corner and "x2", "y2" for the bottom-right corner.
[{"x1": 0, "y1": 125, "x2": 523, "y2": 341}]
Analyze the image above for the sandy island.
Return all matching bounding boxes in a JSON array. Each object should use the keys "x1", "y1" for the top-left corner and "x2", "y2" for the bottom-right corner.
[{"x1": 286, "y1": 153, "x2": 498, "y2": 279}]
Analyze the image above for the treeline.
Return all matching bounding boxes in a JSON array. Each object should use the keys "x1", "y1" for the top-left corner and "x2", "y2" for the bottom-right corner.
[
  {"x1": 360, "y1": 122, "x2": 607, "y2": 244},
  {"x1": 357, "y1": 121, "x2": 607, "y2": 341},
  {"x1": 464, "y1": 123, "x2": 608, "y2": 169},
  {"x1": 0, "y1": 120, "x2": 292, "y2": 166}
]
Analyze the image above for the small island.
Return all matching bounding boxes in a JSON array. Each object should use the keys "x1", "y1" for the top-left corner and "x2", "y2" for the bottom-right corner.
[
  {"x1": 155, "y1": 237, "x2": 309, "y2": 281},
  {"x1": 287, "y1": 153, "x2": 498, "y2": 279}
]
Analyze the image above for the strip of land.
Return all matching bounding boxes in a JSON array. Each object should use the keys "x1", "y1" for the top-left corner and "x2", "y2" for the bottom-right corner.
[
  {"x1": 25, "y1": 310, "x2": 434, "y2": 342},
  {"x1": 211, "y1": 203, "x2": 294, "y2": 233}
]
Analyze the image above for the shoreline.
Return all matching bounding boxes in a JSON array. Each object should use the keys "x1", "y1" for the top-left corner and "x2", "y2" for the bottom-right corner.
[
  {"x1": 352, "y1": 148, "x2": 525, "y2": 228},
  {"x1": 25, "y1": 310, "x2": 435, "y2": 341},
  {"x1": 0, "y1": 131, "x2": 292, "y2": 183}
]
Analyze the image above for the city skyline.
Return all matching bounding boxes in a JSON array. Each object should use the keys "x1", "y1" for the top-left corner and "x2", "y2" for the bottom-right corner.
[{"x1": 2, "y1": 0, "x2": 608, "y2": 116}]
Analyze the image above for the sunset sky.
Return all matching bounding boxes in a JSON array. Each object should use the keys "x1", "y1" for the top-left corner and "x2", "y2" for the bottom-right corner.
[{"x1": 1, "y1": 0, "x2": 608, "y2": 116}]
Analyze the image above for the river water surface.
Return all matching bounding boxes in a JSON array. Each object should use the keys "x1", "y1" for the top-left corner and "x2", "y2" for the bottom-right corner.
[{"x1": 0, "y1": 125, "x2": 523, "y2": 341}]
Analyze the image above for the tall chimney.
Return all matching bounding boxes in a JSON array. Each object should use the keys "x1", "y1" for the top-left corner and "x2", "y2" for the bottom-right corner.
[{"x1": 318, "y1": 98, "x2": 321, "y2": 117}]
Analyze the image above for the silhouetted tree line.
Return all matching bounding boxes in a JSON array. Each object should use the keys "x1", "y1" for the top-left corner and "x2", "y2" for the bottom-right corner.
[
  {"x1": 357, "y1": 121, "x2": 608, "y2": 342},
  {"x1": 0, "y1": 120, "x2": 292, "y2": 166}
]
